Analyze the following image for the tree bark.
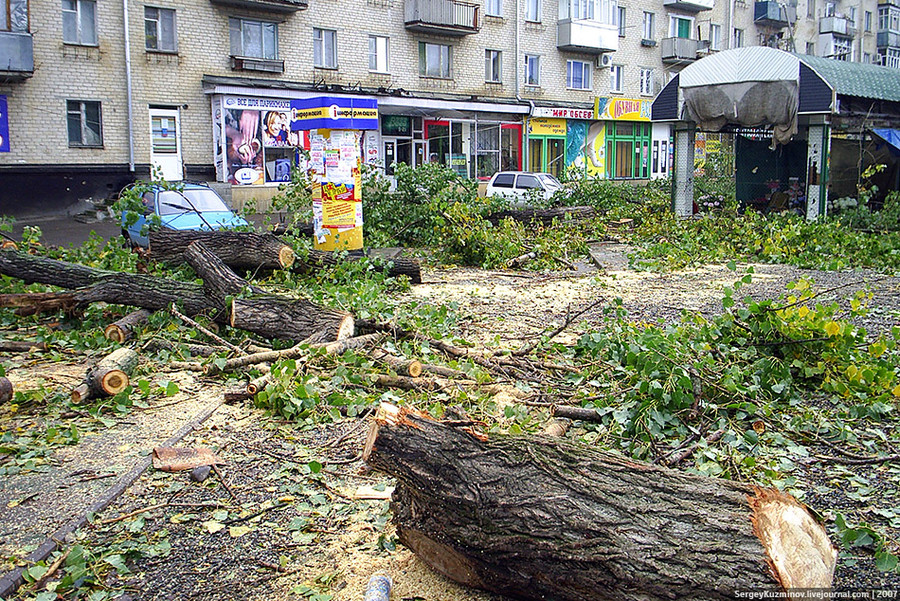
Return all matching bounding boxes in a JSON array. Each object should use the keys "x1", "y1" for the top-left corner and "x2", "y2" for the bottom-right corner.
[
  {"x1": 183, "y1": 241, "x2": 264, "y2": 309},
  {"x1": 230, "y1": 297, "x2": 354, "y2": 343},
  {"x1": 0, "y1": 339, "x2": 49, "y2": 352},
  {"x1": 486, "y1": 205, "x2": 598, "y2": 226},
  {"x1": 370, "y1": 348, "x2": 423, "y2": 377},
  {"x1": 0, "y1": 376, "x2": 12, "y2": 404},
  {"x1": 104, "y1": 309, "x2": 152, "y2": 343},
  {"x1": 363, "y1": 403, "x2": 836, "y2": 601},
  {"x1": 0, "y1": 249, "x2": 102, "y2": 288},
  {"x1": 149, "y1": 230, "x2": 295, "y2": 271},
  {"x1": 72, "y1": 347, "x2": 140, "y2": 403},
  {"x1": 0, "y1": 292, "x2": 80, "y2": 316},
  {"x1": 298, "y1": 249, "x2": 422, "y2": 284}
]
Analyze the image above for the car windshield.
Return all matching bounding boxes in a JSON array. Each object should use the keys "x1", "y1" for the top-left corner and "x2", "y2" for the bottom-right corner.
[
  {"x1": 157, "y1": 189, "x2": 231, "y2": 215},
  {"x1": 538, "y1": 174, "x2": 562, "y2": 188}
]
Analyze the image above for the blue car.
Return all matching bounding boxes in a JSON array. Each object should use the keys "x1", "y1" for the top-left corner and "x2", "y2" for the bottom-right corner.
[{"x1": 121, "y1": 183, "x2": 249, "y2": 248}]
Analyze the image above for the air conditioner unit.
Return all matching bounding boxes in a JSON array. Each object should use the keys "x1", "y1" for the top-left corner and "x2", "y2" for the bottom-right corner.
[{"x1": 596, "y1": 53, "x2": 613, "y2": 68}]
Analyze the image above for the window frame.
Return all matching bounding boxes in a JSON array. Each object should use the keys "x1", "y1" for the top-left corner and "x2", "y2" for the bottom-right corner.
[
  {"x1": 733, "y1": 27, "x2": 743, "y2": 48},
  {"x1": 230, "y1": 17, "x2": 278, "y2": 60},
  {"x1": 639, "y1": 67, "x2": 653, "y2": 96},
  {"x1": 642, "y1": 11, "x2": 655, "y2": 41},
  {"x1": 610, "y1": 63, "x2": 623, "y2": 93},
  {"x1": 864, "y1": 10, "x2": 872, "y2": 32},
  {"x1": 566, "y1": 60, "x2": 592, "y2": 90},
  {"x1": 313, "y1": 27, "x2": 337, "y2": 69},
  {"x1": 368, "y1": 35, "x2": 389, "y2": 73},
  {"x1": 524, "y1": 54, "x2": 540, "y2": 87},
  {"x1": 617, "y1": 6, "x2": 626, "y2": 36},
  {"x1": 525, "y1": 0, "x2": 540, "y2": 22},
  {"x1": 144, "y1": 6, "x2": 177, "y2": 53},
  {"x1": 418, "y1": 41, "x2": 451, "y2": 78},
  {"x1": 62, "y1": 0, "x2": 98, "y2": 46},
  {"x1": 485, "y1": 49, "x2": 502, "y2": 83},
  {"x1": 668, "y1": 15, "x2": 694, "y2": 39},
  {"x1": 66, "y1": 99, "x2": 103, "y2": 148},
  {"x1": 709, "y1": 23, "x2": 721, "y2": 50},
  {"x1": 485, "y1": 0, "x2": 502, "y2": 17}
]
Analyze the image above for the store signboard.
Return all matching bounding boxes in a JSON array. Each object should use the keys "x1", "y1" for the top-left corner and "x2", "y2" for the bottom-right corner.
[
  {"x1": 291, "y1": 97, "x2": 378, "y2": 131},
  {"x1": 594, "y1": 97, "x2": 652, "y2": 122},
  {"x1": 0, "y1": 96, "x2": 9, "y2": 153},
  {"x1": 528, "y1": 118, "x2": 567, "y2": 137},
  {"x1": 531, "y1": 106, "x2": 594, "y2": 120}
]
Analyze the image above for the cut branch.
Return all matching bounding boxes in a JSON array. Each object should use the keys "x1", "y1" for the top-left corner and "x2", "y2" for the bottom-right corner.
[
  {"x1": 104, "y1": 309, "x2": 152, "y2": 343},
  {"x1": 149, "y1": 230, "x2": 295, "y2": 271},
  {"x1": 72, "y1": 347, "x2": 140, "y2": 403}
]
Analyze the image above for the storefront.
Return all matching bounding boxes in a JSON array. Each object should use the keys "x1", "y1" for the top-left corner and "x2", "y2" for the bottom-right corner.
[{"x1": 593, "y1": 97, "x2": 654, "y2": 180}]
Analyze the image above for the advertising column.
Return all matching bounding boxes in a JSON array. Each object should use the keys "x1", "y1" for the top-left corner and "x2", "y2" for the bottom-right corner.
[{"x1": 290, "y1": 97, "x2": 378, "y2": 252}]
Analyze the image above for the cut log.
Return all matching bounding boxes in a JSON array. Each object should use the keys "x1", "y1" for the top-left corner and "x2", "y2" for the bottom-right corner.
[
  {"x1": 551, "y1": 404, "x2": 603, "y2": 422},
  {"x1": 363, "y1": 403, "x2": 836, "y2": 601},
  {"x1": 0, "y1": 376, "x2": 13, "y2": 404},
  {"x1": 298, "y1": 249, "x2": 422, "y2": 284},
  {"x1": 486, "y1": 205, "x2": 598, "y2": 226},
  {"x1": 104, "y1": 309, "x2": 152, "y2": 343},
  {"x1": 149, "y1": 230, "x2": 295, "y2": 271},
  {"x1": 0, "y1": 292, "x2": 80, "y2": 316},
  {"x1": 231, "y1": 297, "x2": 354, "y2": 343},
  {"x1": 0, "y1": 339, "x2": 49, "y2": 353},
  {"x1": 370, "y1": 348, "x2": 423, "y2": 378},
  {"x1": 72, "y1": 348, "x2": 140, "y2": 404}
]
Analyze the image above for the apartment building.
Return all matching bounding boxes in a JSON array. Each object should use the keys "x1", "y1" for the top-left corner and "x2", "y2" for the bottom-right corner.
[{"x1": 0, "y1": 0, "x2": 893, "y2": 212}]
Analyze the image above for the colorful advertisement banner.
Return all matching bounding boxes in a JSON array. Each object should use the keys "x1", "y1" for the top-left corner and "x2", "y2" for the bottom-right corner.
[
  {"x1": 528, "y1": 118, "x2": 567, "y2": 137},
  {"x1": 224, "y1": 108, "x2": 264, "y2": 185},
  {"x1": 0, "y1": 96, "x2": 9, "y2": 153},
  {"x1": 594, "y1": 97, "x2": 653, "y2": 122},
  {"x1": 290, "y1": 97, "x2": 378, "y2": 131},
  {"x1": 531, "y1": 106, "x2": 594, "y2": 120}
]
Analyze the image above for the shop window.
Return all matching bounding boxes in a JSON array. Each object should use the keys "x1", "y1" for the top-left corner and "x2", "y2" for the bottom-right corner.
[
  {"x1": 485, "y1": 49, "x2": 502, "y2": 83},
  {"x1": 567, "y1": 60, "x2": 591, "y2": 90},
  {"x1": 605, "y1": 121, "x2": 650, "y2": 179},
  {"x1": 145, "y1": 6, "x2": 176, "y2": 53},
  {"x1": 230, "y1": 18, "x2": 277, "y2": 60},
  {"x1": 476, "y1": 122, "x2": 501, "y2": 177},
  {"x1": 382, "y1": 115, "x2": 411, "y2": 137},
  {"x1": 369, "y1": 35, "x2": 389, "y2": 73},
  {"x1": 313, "y1": 28, "x2": 337, "y2": 68},
  {"x1": 62, "y1": 0, "x2": 97, "y2": 45},
  {"x1": 67, "y1": 100, "x2": 102, "y2": 147},
  {"x1": 525, "y1": 54, "x2": 540, "y2": 86},
  {"x1": 3, "y1": 0, "x2": 28, "y2": 31},
  {"x1": 419, "y1": 42, "x2": 451, "y2": 78},
  {"x1": 501, "y1": 125, "x2": 520, "y2": 171}
]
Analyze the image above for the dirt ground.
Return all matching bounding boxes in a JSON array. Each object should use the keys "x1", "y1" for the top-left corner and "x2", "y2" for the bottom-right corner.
[{"x1": 2, "y1": 249, "x2": 900, "y2": 600}]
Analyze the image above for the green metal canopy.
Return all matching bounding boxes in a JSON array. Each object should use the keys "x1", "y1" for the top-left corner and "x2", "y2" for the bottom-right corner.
[{"x1": 797, "y1": 54, "x2": 900, "y2": 103}]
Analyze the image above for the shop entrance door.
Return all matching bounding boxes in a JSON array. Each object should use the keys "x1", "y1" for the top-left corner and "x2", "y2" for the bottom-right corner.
[
  {"x1": 414, "y1": 141, "x2": 428, "y2": 166},
  {"x1": 528, "y1": 138, "x2": 543, "y2": 172},
  {"x1": 528, "y1": 137, "x2": 565, "y2": 175},
  {"x1": 384, "y1": 138, "x2": 412, "y2": 175},
  {"x1": 149, "y1": 108, "x2": 183, "y2": 181}
]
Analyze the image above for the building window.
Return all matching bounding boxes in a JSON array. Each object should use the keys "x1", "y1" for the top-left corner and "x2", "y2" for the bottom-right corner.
[
  {"x1": 642, "y1": 11, "x2": 655, "y2": 40},
  {"x1": 485, "y1": 49, "x2": 502, "y2": 83},
  {"x1": 419, "y1": 42, "x2": 451, "y2": 78},
  {"x1": 486, "y1": 0, "x2": 501, "y2": 17},
  {"x1": 669, "y1": 15, "x2": 692, "y2": 38},
  {"x1": 3, "y1": 0, "x2": 28, "y2": 31},
  {"x1": 567, "y1": 60, "x2": 591, "y2": 89},
  {"x1": 313, "y1": 28, "x2": 337, "y2": 68},
  {"x1": 833, "y1": 36, "x2": 851, "y2": 60},
  {"x1": 62, "y1": 0, "x2": 97, "y2": 45},
  {"x1": 879, "y1": 6, "x2": 900, "y2": 33},
  {"x1": 806, "y1": 41, "x2": 815, "y2": 55},
  {"x1": 708, "y1": 23, "x2": 721, "y2": 50},
  {"x1": 230, "y1": 18, "x2": 277, "y2": 59},
  {"x1": 145, "y1": 6, "x2": 176, "y2": 52},
  {"x1": 610, "y1": 64, "x2": 623, "y2": 93},
  {"x1": 639, "y1": 67, "x2": 653, "y2": 95},
  {"x1": 525, "y1": 54, "x2": 540, "y2": 86},
  {"x1": 67, "y1": 100, "x2": 102, "y2": 147},
  {"x1": 617, "y1": 6, "x2": 626, "y2": 36},
  {"x1": 525, "y1": 0, "x2": 540, "y2": 21},
  {"x1": 733, "y1": 28, "x2": 743, "y2": 48},
  {"x1": 824, "y1": 1, "x2": 835, "y2": 17},
  {"x1": 807, "y1": 0, "x2": 815, "y2": 18},
  {"x1": 865, "y1": 10, "x2": 872, "y2": 31},
  {"x1": 863, "y1": 52, "x2": 872, "y2": 63},
  {"x1": 849, "y1": 6, "x2": 857, "y2": 28},
  {"x1": 369, "y1": 35, "x2": 389, "y2": 72}
]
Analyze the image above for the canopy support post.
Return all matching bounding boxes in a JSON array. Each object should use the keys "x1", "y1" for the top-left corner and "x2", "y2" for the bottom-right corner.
[{"x1": 673, "y1": 122, "x2": 696, "y2": 218}]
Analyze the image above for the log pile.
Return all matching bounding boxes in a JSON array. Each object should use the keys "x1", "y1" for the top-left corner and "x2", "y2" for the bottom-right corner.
[{"x1": 364, "y1": 403, "x2": 836, "y2": 601}]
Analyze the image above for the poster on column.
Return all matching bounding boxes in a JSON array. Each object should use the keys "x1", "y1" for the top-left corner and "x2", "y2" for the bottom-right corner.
[
  {"x1": 0, "y1": 96, "x2": 10, "y2": 153},
  {"x1": 224, "y1": 107, "x2": 264, "y2": 185},
  {"x1": 308, "y1": 130, "x2": 363, "y2": 248}
]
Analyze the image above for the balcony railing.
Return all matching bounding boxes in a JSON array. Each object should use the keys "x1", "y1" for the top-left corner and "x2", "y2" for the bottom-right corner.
[
  {"x1": 877, "y1": 30, "x2": 900, "y2": 48},
  {"x1": 209, "y1": 0, "x2": 307, "y2": 13},
  {"x1": 819, "y1": 15, "x2": 854, "y2": 35},
  {"x1": 231, "y1": 55, "x2": 285, "y2": 73},
  {"x1": 663, "y1": 0, "x2": 714, "y2": 12},
  {"x1": 557, "y1": 18, "x2": 619, "y2": 53},
  {"x1": 405, "y1": 0, "x2": 480, "y2": 36},
  {"x1": 0, "y1": 32, "x2": 34, "y2": 81},
  {"x1": 754, "y1": 1, "x2": 796, "y2": 26},
  {"x1": 661, "y1": 37, "x2": 700, "y2": 62}
]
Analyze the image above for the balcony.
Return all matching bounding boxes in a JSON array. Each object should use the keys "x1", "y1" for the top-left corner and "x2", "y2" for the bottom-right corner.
[
  {"x1": 231, "y1": 55, "x2": 285, "y2": 73},
  {"x1": 663, "y1": 0, "x2": 714, "y2": 12},
  {"x1": 405, "y1": 0, "x2": 480, "y2": 36},
  {"x1": 877, "y1": 30, "x2": 900, "y2": 49},
  {"x1": 754, "y1": 1, "x2": 797, "y2": 26},
  {"x1": 0, "y1": 32, "x2": 34, "y2": 82},
  {"x1": 209, "y1": 0, "x2": 306, "y2": 13},
  {"x1": 661, "y1": 37, "x2": 700, "y2": 62},
  {"x1": 819, "y1": 15, "x2": 854, "y2": 35},
  {"x1": 557, "y1": 19, "x2": 619, "y2": 53}
]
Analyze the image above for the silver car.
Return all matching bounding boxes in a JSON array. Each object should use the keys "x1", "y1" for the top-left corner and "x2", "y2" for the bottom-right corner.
[{"x1": 485, "y1": 171, "x2": 563, "y2": 205}]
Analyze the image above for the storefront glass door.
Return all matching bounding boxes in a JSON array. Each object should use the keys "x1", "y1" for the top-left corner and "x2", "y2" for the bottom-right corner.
[{"x1": 528, "y1": 137, "x2": 565, "y2": 175}]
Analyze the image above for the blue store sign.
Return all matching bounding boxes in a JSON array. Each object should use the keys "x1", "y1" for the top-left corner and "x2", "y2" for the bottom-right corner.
[
  {"x1": 290, "y1": 97, "x2": 378, "y2": 131},
  {"x1": 0, "y1": 96, "x2": 9, "y2": 153}
]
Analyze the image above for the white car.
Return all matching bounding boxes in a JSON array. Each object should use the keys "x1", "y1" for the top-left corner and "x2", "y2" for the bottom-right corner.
[{"x1": 485, "y1": 171, "x2": 563, "y2": 205}]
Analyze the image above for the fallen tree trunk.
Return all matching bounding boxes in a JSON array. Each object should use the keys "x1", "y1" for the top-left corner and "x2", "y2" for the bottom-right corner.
[
  {"x1": 363, "y1": 403, "x2": 836, "y2": 601},
  {"x1": 486, "y1": 205, "x2": 598, "y2": 226},
  {"x1": 104, "y1": 309, "x2": 152, "y2": 343},
  {"x1": 298, "y1": 249, "x2": 422, "y2": 284},
  {"x1": 72, "y1": 347, "x2": 140, "y2": 403},
  {"x1": 149, "y1": 230, "x2": 295, "y2": 271},
  {"x1": 0, "y1": 339, "x2": 49, "y2": 352},
  {"x1": 0, "y1": 292, "x2": 80, "y2": 316}
]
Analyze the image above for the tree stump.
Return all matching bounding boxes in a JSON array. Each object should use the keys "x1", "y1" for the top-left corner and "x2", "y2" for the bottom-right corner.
[
  {"x1": 72, "y1": 348, "x2": 140, "y2": 404},
  {"x1": 363, "y1": 403, "x2": 836, "y2": 601}
]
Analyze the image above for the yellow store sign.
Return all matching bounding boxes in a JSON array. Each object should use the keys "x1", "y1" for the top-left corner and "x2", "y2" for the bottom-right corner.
[
  {"x1": 528, "y1": 118, "x2": 567, "y2": 137},
  {"x1": 594, "y1": 97, "x2": 652, "y2": 122}
]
